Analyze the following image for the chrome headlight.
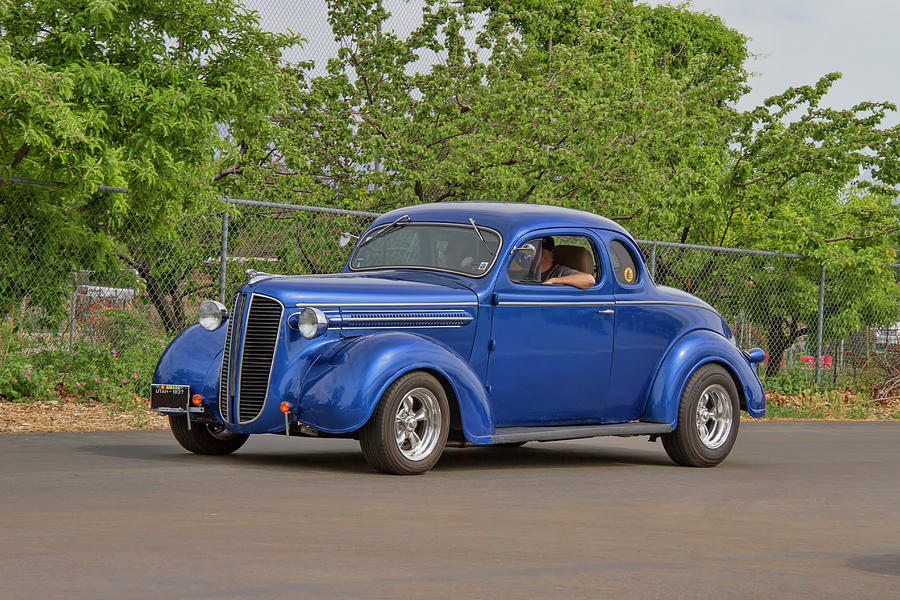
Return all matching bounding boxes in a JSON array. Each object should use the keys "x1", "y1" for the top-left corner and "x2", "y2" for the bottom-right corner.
[
  {"x1": 198, "y1": 300, "x2": 228, "y2": 331},
  {"x1": 291, "y1": 307, "x2": 328, "y2": 339}
]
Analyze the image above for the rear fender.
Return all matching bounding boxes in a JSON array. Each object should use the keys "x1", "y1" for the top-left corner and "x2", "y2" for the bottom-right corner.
[
  {"x1": 644, "y1": 329, "x2": 766, "y2": 426},
  {"x1": 299, "y1": 332, "x2": 494, "y2": 443}
]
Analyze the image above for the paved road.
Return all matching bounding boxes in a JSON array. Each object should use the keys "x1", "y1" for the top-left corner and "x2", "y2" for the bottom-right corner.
[{"x1": 0, "y1": 422, "x2": 897, "y2": 599}]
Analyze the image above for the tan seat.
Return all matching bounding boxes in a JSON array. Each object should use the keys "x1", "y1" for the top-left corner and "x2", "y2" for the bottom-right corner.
[{"x1": 554, "y1": 245, "x2": 594, "y2": 276}]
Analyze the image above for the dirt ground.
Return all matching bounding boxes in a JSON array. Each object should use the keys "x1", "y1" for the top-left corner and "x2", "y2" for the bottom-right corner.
[{"x1": 0, "y1": 398, "x2": 168, "y2": 433}]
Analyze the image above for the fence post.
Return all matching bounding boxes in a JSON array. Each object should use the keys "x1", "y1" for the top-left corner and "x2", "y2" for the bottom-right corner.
[
  {"x1": 219, "y1": 211, "x2": 229, "y2": 304},
  {"x1": 815, "y1": 264, "x2": 826, "y2": 387},
  {"x1": 649, "y1": 242, "x2": 657, "y2": 279},
  {"x1": 66, "y1": 271, "x2": 77, "y2": 352}
]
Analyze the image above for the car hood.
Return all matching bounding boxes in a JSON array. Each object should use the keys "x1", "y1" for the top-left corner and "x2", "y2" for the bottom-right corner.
[{"x1": 241, "y1": 271, "x2": 479, "y2": 308}]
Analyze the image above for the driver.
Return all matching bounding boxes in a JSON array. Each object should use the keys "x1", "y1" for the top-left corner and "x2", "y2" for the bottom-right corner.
[{"x1": 539, "y1": 237, "x2": 594, "y2": 289}]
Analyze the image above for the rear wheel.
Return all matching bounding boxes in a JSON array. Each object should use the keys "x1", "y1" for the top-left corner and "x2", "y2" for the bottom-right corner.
[
  {"x1": 168, "y1": 415, "x2": 249, "y2": 455},
  {"x1": 662, "y1": 364, "x2": 740, "y2": 467},
  {"x1": 359, "y1": 371, "x2": 449, "y2": 475}
]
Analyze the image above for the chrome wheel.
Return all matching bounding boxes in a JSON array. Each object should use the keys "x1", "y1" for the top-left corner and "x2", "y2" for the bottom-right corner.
[
  {"x1": 695, "y1": 384, "x2": 734, "y2": 450},
  {"x1": 360, "y1": 371, "x2": 450, "y2": 475},
  {"x1": 662, "y1": 364, "x2": 740, "y2": 468},
  {"x1": 394, "y1": 387, "x2": 442, "y2": 461}
]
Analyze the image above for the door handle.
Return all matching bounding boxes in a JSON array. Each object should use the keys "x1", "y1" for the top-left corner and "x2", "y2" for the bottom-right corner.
[{"x1": 597, "y1": 309, "x2": 615, "y2": 315}]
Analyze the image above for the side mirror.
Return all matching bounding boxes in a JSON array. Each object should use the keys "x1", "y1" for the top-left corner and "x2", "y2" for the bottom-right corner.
[
  {"x1": 512, "y1": 243, "x2": 537, "y2": 265},
  {"x1": 338, "y1": 232, "x2": 359, "y2": 248}
]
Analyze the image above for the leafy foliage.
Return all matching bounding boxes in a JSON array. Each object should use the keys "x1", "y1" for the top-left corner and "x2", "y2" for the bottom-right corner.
[{"x1": 0, "y1": 0, "x2": 301, "y2": 327}]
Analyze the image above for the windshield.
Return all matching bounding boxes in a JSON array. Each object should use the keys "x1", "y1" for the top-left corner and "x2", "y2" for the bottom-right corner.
[{"x1": 349, "y1": 223, "x2": 502, "y2": 277}]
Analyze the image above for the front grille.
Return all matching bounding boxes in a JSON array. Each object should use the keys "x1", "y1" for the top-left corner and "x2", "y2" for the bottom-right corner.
[
  {"x1": 218, "y1": 295, "x2": 244, "y2": 422},
  {"x1": 218, "y1": 294, "x2": 282, "y2": 424}
]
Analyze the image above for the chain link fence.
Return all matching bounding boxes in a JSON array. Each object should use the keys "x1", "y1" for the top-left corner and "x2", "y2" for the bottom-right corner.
[{"x1": 2, "y1": 182, "x2": 898, "y2": 393}]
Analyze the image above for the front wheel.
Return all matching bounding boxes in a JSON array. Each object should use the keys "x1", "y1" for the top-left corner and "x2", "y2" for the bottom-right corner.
[
  {"x1": 662, "y1": 364, "x2": 740, "y2": 467},
  {"x1": 359, "y1": 371, "x2": 450, "y2": 475},
  {"x1": 168, "y1": 415, "x2": 249, "y2": 455}
]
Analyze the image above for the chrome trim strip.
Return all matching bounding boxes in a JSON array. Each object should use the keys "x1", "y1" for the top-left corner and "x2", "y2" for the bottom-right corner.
[
  {"x1": 332, "y1": 315, "x2": 474, "y2": 323},
  {"x1": 495, "y1": 300, "x2": 714, "y2": 312},
  {"x1": 616, "y1": 300, "x2": 716, "y2": 312},
  {"x1": 298, "y1": 301, "x2": 478, "y2": 308},
  {"x1": 497, "y1": 301, "x2": 616, "y2": 306},
  {"x1": 236, "y1": 293, "x2": 284, "y2": 426},
  {"x1": 340, "y1": 325, "x2": 469, "y2": 330}
]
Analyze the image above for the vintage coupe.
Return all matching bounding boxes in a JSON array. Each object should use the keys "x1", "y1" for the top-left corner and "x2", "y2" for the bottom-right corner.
[{"x1": 152, "y1": 202, "x2": 766, "y2": 474}]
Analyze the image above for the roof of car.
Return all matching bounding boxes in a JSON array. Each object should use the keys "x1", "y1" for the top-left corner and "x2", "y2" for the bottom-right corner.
[{"x1": 373, "y1": 202, "x2": 631, "y2": 238}]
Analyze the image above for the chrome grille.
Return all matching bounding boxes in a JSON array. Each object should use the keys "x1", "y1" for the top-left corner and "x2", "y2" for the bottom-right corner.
[
  {"x1": 218, "y1": 295, "x2": 242, "y2": 422},
  {"x1": 236, "y1": 295, "x2": 283, "y2": 423}
]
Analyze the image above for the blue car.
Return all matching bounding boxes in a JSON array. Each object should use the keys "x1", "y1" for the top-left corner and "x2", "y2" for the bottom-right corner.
[{"x1": 152, "y1": 202, "x2": 766, "y2": 474}]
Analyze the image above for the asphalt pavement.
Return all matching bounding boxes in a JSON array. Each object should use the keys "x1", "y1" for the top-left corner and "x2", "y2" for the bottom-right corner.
[{"x1": 0, "y1": 421, "x2": 897, "y2": 599}]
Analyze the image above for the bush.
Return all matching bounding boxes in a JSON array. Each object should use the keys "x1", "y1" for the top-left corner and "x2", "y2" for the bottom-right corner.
[{"x1": 0, "y1": 310, "x2": 170, "y2": 409}]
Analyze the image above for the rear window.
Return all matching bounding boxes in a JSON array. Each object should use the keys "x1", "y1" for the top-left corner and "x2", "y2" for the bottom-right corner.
[{"x1": 609, "y1": 240, "x2": 639, "y2": 285}]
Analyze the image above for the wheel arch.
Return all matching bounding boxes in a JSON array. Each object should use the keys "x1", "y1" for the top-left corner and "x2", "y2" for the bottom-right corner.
[
  {"x1": 644, "y1": 329, "x2": 766, "y2": 427},
  {"x1": 298, "y1": 332, "x2": 494, "y2": 443}
]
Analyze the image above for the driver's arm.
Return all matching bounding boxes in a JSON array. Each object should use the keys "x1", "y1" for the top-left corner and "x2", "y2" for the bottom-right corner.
[{"x1": 543, "y1": 272, "x2": 595, "y2": 289}]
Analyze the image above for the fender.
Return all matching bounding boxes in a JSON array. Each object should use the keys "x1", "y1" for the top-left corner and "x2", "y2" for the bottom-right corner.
[
  {"x1": 644, "y1": 329, "x2": 766, "y2": 426},
  {"x1": 298, "y1": 331, "x2": 494, "y2": 443},
  {"x1": 152, "y1": 323, "x2": 227, "y2": 405}
]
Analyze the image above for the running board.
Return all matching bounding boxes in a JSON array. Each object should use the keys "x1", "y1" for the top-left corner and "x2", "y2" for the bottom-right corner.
[{"x1": 491, "y1": 422, "x2": 673, "y2": 444}]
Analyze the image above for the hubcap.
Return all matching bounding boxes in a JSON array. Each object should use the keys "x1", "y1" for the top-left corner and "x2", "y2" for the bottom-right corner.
[
  {"x1": 394, "y1": 387, "x2": 441, "y2": 461},
  {"x1": 695, "y1": 384, "x2": 733, "y2": 450}
]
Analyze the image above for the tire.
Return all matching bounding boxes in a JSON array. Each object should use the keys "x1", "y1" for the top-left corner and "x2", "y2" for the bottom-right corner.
[
  {"x1": 662, "y1": 364, "x2": 740, "y2": 467},
  {"x1": 359, "y1": 371, "x2": 450, "y2": 475},
  {"x1": 168, "y1": 415, "x2": 249, "y2": 455}
]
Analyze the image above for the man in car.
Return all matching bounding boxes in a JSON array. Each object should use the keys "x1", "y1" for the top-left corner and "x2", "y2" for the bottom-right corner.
[{"x1": 539, "y1": 237, "x2": 595, "y2": 289}]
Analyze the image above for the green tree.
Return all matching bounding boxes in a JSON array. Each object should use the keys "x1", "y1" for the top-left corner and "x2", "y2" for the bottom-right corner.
[
  {"x1": 282, "y1": 0, "x2": 899, "y2": 374},
  {"x1": 0, "y1": 0, "x2": 301, "y2": 329}
]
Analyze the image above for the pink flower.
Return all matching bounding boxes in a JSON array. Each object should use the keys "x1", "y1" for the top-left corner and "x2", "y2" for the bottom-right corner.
[
  {"x1": 75, "y1": 382, "x2": 81, "y2": 386},
  {"x1": 103, "y1": 378, "x2": 108, "y2": 382},
  {"x1": 122, "y1": 378, "x2": 128, "y2": 384},
  {"x1": 94, "y1": 377, "x2": 99, "y2": 382},
  {"x1": 133, "y1": 373, "x2": 138, "y2": 379},
  {"x1": 111, "y1": 349, "x2": 118, "y2": 358}
]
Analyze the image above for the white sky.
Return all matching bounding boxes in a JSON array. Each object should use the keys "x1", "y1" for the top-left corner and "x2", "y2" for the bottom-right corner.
[
  {"x1": 644, "y1": 1, "x2": 900, "y2": 125},
  {"x1": 248, "y1": 1, "x2": 900, "y2": 126}
]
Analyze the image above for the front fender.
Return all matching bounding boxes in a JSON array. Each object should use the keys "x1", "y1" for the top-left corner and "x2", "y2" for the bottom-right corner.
[
  {"x1": 644, "y1": 329, "x2": 766, "y2": 426},
  {"x1": 152, "y1": 323, "x2": 226, "y2": 406},
  {"x1": 299, "y1": 332, "x2": 494, "y2": 443}
]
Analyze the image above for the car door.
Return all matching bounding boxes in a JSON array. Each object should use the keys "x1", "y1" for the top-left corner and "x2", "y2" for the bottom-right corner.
[{"x1": 485, "y1": 230, "x2": 615, "y2": 427}]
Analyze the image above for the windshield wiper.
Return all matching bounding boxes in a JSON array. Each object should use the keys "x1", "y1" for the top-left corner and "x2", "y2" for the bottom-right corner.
[
  {"x1": 356, "y1": 214, "x2": 410, "y2": 249},
  {"x1": 469, "y1": 217, "x2": 495, "y2": 258}
]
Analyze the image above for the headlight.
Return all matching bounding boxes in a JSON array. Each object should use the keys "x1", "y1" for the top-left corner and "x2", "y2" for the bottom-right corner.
[
  {"x1": 198, "y1": 300, "x2": 227, "y2": 331},
  {"x1": 291, "y1": 307, "x2": 328, "y2": 339}
]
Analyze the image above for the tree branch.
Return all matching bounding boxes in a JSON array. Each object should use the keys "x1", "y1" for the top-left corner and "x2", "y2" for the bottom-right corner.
[
  {"x1": 10, "y1": 143, "x2": 30, "y2": 169},
  {"x1": 824, "y1": 226, "x2": 900, "y2": 242}
]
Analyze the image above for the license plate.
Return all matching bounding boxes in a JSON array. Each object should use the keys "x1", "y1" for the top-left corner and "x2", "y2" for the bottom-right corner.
[{"x1": 151, "y1": 384, "x2": 190, "y2": 409}]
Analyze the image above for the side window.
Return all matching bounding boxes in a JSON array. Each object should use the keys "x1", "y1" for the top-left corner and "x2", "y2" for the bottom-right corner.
[
  {"x1": 609, "y1": 240, "x2": 639, "y2": 285},
  {"x1": 508, "y1": 235, "x2": 599, "y2": 285}
]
